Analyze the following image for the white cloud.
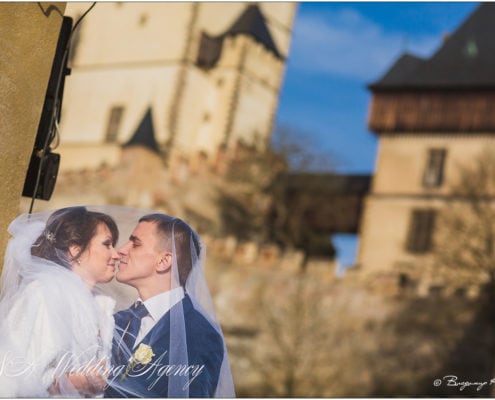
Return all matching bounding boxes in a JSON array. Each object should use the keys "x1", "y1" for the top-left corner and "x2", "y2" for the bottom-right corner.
[{"x1": 289, "y1": 8, "x2": 441, "y2": 81}]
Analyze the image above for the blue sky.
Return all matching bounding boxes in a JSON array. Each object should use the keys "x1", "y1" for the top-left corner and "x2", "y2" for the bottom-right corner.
[{"x1": 273, "y1": 2, "x2": 478, "y2": 270}]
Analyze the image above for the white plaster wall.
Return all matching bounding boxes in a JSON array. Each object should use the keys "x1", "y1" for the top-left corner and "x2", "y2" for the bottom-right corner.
[
  {"x1": 66, "y1": 2, "x2": 192, "y2": 65},
  {"x1": 196, "y1": 3, "x2": 245, "y2": 36},
  {"x1": 174, "y1": 69, "x2": 216, "y2": 154},
  {"x1": 357, "y1": 196, "x2": 439, "y2": 275},
  {"x1": 244, "y1": 42, "x2": 284, "y2": 89},
  {"x1": 373, "y1": 134, "x2": 495, "y2": 195},
  {"x1": 231, "y1": 75, "x2": 277, "y2": 147},
  {"x1": 208, "y1": 68, "x2": 240, "y2": 152},
  {"x1": 214, "y1": 35, "x2": 284, "y2": 149},
  {"x1": 57, "y1": 143, "x2": 121, "y2": 170},
  {"x1": 217, "y1": 35, "x2": 245, "y2": 68}
]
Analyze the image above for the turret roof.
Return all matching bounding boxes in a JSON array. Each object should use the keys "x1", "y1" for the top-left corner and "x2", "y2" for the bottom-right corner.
[
  {"x1": 196, "y1": 4, "x2": 282, "y2": 69},
  {"x1": 225, "y1": 4, "x2": 282, "y2": 59},
  {"x1": 123, "y1": 107, "x2": 160, "y2": 154},
  {"x1": 370, "y1": 3, "x2": 495, "y2": 90}
]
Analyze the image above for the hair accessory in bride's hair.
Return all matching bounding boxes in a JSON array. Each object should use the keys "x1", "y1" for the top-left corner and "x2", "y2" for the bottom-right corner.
[{"x1": 44, "y1": 231, "x2": 56, "y2": 244}]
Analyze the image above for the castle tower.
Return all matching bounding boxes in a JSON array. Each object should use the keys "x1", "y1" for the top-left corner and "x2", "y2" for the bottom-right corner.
[
  {"x1": 58, "y1": 2, "x2": 296, "y2": 171},
  {"x1": 358, "y1": 3, "x2": 495, "y2": 292}
]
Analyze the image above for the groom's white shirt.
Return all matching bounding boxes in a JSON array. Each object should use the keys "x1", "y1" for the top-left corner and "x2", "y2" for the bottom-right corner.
[{"x1": 134, "y1": 286, "x2": 185, "y2": 347}]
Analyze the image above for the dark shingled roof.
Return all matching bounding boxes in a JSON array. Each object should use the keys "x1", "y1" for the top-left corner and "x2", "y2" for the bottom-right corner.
[
  {"x1": 370, "y1": 3, "x2": 495, "y2": 90},
  {"x1": 196, "y1": 4, "x2": 282, "y2": 69},
  {"x1": 123, "y1": 107, "x2": 160, "y2": 154},
  {"x1": 225, "y1": 4, "x2": 282, "y2": 59},
  {"x1": 372, "y1": 53, "x2": 425, "y2": 87}
]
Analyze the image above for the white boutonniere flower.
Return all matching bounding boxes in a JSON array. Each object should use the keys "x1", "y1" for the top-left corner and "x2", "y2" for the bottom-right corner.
[{"x1": 121, "y1": 343, "x2": 155, "y2": 380}]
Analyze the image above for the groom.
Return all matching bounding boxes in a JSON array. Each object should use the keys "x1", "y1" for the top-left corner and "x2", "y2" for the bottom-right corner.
[{"x1": 104, "y1": 214, "x2": 224, "y2": 398}]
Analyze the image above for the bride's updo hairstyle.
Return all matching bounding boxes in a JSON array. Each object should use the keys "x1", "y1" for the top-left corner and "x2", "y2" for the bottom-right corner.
[{"x1": 31, "y1": 206, "x2": 119, "y2": 268}]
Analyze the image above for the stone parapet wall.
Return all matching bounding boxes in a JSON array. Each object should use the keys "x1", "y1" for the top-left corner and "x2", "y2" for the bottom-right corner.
[{"x1": 203, "y1": 234, "x2": 336, "y2": 279}]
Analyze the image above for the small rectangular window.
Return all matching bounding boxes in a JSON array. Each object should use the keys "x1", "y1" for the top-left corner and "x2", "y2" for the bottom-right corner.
[
  {"x1": 105, "y1": 106, "x2": 125, "y2": 143},
  {"x1": 406, "y1": 209, "x2": 436, "y2": 253},
  {"x1": 423, "y1": 148, "x2": 447, "y2": 188}
]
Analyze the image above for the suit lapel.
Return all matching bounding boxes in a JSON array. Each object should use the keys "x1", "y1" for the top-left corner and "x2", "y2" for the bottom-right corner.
[
  {"x1": 144, "y1": 308, "x2": 171, "y2": 348},
  {"x1": 134, "y1": 295, "x2": 193, "y2": 350},
  {"x1": 113, "y1": 295, "x2": 195, "y2": 368}
]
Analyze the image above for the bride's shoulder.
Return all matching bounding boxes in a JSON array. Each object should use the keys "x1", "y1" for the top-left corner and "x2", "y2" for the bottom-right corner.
[
  {"x1": 31, "y1": 265, "x2": 87, "y2": 291},
  {"x1": 8, "y1": 279, "x2": 63, "y2": 318},
  {"x1": 20, "y1": 278, "x2": 57, "y2": 297},
  {"x1": 16, "y1": 269, "x2": 91, "y2": 309}
]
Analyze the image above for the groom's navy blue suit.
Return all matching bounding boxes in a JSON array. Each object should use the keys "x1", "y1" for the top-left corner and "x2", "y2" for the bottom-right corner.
[{"x1": 104, "y1": 295, "x2": 224, "y2": 398}]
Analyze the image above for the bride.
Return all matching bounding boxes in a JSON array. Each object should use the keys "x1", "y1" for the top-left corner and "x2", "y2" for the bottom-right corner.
[{"x1": 0, "y1": 206, "x2": 119, "y2": 396}]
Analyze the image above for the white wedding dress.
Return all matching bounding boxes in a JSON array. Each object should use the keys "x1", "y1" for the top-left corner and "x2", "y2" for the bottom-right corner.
[{"x1": 0, "y1": 217, "x2": 115, "y2": 397}]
